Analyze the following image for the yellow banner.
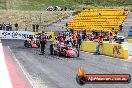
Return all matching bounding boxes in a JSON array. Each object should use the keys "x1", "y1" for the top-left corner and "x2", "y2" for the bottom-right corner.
[{"x1": 34, "y1": 32, "x2": 55, "y2": 41}]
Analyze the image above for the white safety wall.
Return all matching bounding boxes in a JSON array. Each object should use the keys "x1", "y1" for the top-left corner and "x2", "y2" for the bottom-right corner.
[{"x1": 0, "y1": 31, "x2": 34, "y2": 39}]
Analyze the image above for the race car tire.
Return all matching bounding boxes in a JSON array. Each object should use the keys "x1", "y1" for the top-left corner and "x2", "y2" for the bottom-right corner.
[
  {"x1": 77, "y1": 49, "x2": 79, "y2": 57},
  {"x1": 58, "y1": 51, "x2": 61, "y2": 57},
  {"x1": 24, "y1": 41, "x2": 27, "y2": 47},
  {"x1": 37, "y1": 44, "x2": 40, "y2": 48},
  {"x1": 27, "y1": 43, "x2": 31, "y2": 48},
  {"x1": 24, "y1": 43, "x2": 27, "y2": 47},
  {"x1": 50, "y1": 44, "x2": 53, "y2": 55},
  {"x1": 27, "y1": 45, "x2": 30, "y2": 48}
]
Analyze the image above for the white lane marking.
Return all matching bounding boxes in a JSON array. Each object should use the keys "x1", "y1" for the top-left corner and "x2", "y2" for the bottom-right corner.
[
  {"x1": 8, "y1": 46, "x2": 34, "y2": 88},
  {"x1": 0, "y1": 43, "x2": 13, "y2": 88},
  {"x1": 80, "y1": 51, "x2": 132, "y2": 63}
]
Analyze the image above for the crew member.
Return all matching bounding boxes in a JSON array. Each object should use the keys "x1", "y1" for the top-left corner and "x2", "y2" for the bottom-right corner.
[
  {"x1": 94, "y1": 32, "x2": 104, "y2": 55},
  {"x1": 40, "y1": 31, "x2": 47, "y2": 55},
  {"x1": 72, "y1": 32, "x2": 77, "y2": 47},
  {"x1": 77, "y1": 34, "x2": 81, "y2": 48}
]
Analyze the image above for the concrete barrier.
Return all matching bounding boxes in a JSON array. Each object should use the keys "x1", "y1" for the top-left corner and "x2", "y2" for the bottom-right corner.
[
  {"x1": 80, "y1": 41, "x2": 128, "y2": 59},
  {"x1": 127, "y1": 39, "x2": 132, "y2": 43}
]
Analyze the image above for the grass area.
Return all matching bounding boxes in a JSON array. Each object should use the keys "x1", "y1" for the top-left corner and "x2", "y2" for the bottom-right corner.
[
  {"x1": 1, "y1": 0, "x2": 78, "y2": 11},
  {"x1": 0, "y1": 0, "x2": 132, "y2": 11},
  {"x1": 0, "y1": 10, "x2": 72, "y2": 31}
]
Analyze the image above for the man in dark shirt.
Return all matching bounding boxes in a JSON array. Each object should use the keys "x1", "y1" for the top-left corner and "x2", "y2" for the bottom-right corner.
[
  {"x1": 40, "y1": 31, "x2": 47, "y2": 55},
  {"x1": 0, "y1": 24, "x2": 2, "y2": 30},
  {"x1": 15, "y1": 23, "x2": 18, "y2": 31},
  {"x1": 36, "y1": 24, "x2": 39, "y2": 32},
  {"x1": 32, "y1": 24, "x2": 35, "y2": 32}
]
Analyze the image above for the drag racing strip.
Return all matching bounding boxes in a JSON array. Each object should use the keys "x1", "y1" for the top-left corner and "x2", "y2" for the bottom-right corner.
[
  {"x1": 2, "y1": 45, "x2": 32, "y2": 88},
  {"x1": 2, "y1": 40, "x2": 132, "y2": 88},
  {"x1": 0, "y1": 41, "x2": 13, "y2": 88}
]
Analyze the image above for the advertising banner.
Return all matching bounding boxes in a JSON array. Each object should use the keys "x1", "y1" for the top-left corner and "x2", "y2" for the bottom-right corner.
[
  {"x1": 34, "y1": 32, "x2": 55, "y2": 41},
  {"x1": 0, "y1": 31, "x2": 34, "y2": 39}
]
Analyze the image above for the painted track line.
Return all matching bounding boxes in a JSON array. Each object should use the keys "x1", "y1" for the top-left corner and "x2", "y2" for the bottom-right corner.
[
  {"x1": 0, "y1": 43, "x2": 13, "y2": 88},
  {"x1": 8, "y1": 46, "x2": 34, "y2": 88}
]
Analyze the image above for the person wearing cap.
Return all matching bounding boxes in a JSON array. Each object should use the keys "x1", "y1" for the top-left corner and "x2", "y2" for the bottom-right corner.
[
  {"x1": 40, "y1": 31, "x2": 47, "y2": 55},
  {"x1": 94, "y1": 31, "x2": 104, "y2": 55}
]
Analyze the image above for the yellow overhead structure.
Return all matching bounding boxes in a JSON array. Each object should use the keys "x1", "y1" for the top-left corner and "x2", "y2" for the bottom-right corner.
[{"x1": 66, "y1": 9, "x2": 129, "y2": 32}]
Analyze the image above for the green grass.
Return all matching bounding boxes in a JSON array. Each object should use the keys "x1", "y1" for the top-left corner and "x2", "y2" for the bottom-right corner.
[
  {"x1": 0, "y1": 0, "x2": 6, "y2": 9},
  {"x1": 0, "y1": 0, "x2": 132, "y2": 11}
]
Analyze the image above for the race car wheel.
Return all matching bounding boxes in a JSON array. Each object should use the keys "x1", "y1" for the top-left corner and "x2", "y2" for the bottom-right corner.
[
  {"x1": 27, "y1": 45, "x2": 30, "y2": 48},
  {"x1": 50, "y1": 44, "x2": 53, "y2": 55},
  {"x1": 58, "y1": 51, "x2": 61, "y2": 57},
  {"x1": 37, "y1": 44, "x2": 40, "y2": 48},
  {"x1": 24, "y1": 43, "x2": 27, "y2": 47},
  {"x1": 27, "y1": 43, "x2": 31, "y2": 48},
  {"x1": 24, "y1": 41, "x2": 27, "y2": 47},
  {"x1": 77, "y1": 49, "x2": 79, "y2": 57}
]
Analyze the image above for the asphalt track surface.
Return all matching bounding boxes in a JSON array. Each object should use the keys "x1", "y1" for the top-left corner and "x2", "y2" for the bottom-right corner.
[{"x1": 2, "y1": 40, "x2": 132, "y2": 88}]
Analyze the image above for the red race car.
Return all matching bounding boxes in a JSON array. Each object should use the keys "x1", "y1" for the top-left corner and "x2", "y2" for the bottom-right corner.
[
  {"x1": 24, "y1": 38, "x2": 40, "y2": 48},
  {"x1": 50, "y1": 42, "x2": 79, "y2": 57}
]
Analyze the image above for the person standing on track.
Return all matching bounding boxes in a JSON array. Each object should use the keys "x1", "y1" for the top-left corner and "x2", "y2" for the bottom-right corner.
[
  {"x1": 72, "y1": 32, "x2": 77, "y2": 47},
  {"x1": 94, "y1": 31, "x2": 104, "y2": 55},
  {"x1": 40, "y1": 31, "x2": 47, "y2": 55},
  {"x1": 77, "y1": 34, "x2": 82, "y2": 48}
]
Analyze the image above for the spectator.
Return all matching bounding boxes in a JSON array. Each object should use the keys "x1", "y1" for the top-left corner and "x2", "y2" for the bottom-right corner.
[
  {"x1": 6, "y1": 24, "x2": 9, "y2": 31},
  {"x1": 9, "y1": 23, "x2": 12, "y2": 31},
  {"x1": 15, "y1": 23, "x2": 18, "y2": 31},
  {"x1": 72, "y1": 32, "x2": 77, "y2": 47},
  {"x1": 36, "y1": 24, "x2": 39, "y2": 32},
  {"x1": 119, "y1": 25, "x2": 123, "y2": 31},
  {"x1": 66, "y1": 23, "x2": 68, "y2": 27},
  {"x1": 77, "y1": 34, "x2": 82, "y2": 48},
  {"x1": 108, "y1": 28, "x2": 115, "y2": 43},
  {"x1": 64, "y1": 7, "x2": 67, "y2": 11},
  {"x1": 65, "y1": 33, "x2": 69, "y2": 44},
  {"x1": 32, "y1": 24, "x2": 35, "y2": 32},
  {"x1": 70, "y1": 29, "x2": 74, "y2": 34},
  {"x1": 0, "y1": 24, "x2": 2, "y2": 30},
  {"x1": 2, "y1": 22, "x2": 5, "y2": 30},
  {"x1": 82, "y1": 30, "x2": 86, "y2": 40},
  {"x1": 57, "y1": 32, "x2": 62, "y2": 41},
  {"x1": 25, "y1": 24, "x2": 28, "y2": 31},
  {"x1": 83, "y1": 8, "x2": 85, "y2": 10},
  {"x1": 94, "y1": 32, "x2": 104, "y2": 55},
  {"x1": 69, "y1": 33, "x2": 73, "y2": 45}
]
